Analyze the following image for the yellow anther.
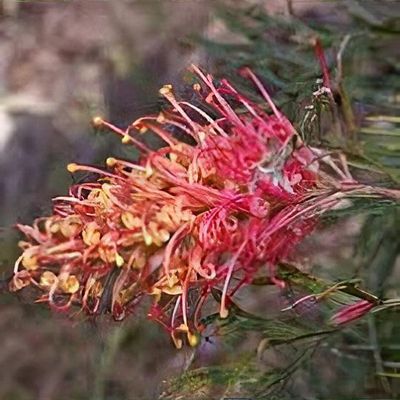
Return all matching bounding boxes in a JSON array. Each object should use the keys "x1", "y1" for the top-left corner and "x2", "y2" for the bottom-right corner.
[
  {"x1": 220, "y1": 307, "x2": 229, "y2": 319},
  {"x1": 159, "y1": 84, "x2": 173, "y2": 95},
  {"x1": 163, "y1": 286, "x2": 183, "y2": 295},
  {"x1": 139, "y1": 126, "x2": 148, "y2": 134},
  {"x1": 198, "y1": 131, "x2": 206, "y2": 143},
  {"x1": 169, "y1": 152, "x2": 177, "y2": 162},
  {"x1": 67, "y1": 163, "x2": 78, "y2": 173},
  {"x1": 121, "y1": 211, "x2": 141, "y2": 229},
  {"x1": 143, "y1": 229, "x2": 153, "y2": 246},
  {"x1": 92, "y1": 116, "x2": 104, "y2": 127},
  {"x1": 22, "y1": 254, "x2": 39, "y2": 271},
  {"x1": 59, "y1": 275, "x2": 80, "y2": 294},
  {"x1": 156, "y1": 112, "x2": 166, "y2": 123},
  {"x1": 145, "y1": 164, "x2": 153, "y2": 178},
  {"x1": 121, "y1": 212, "x2": 141, "y2": 229},
  {"x1": 40, "y1": 271, "x2": 58, "y2": 288},
  {"x1": 162, "y1": 285, "x2": 183, "y2": 295},
  {"x1": 166, "y1": 272, "x2": 179, "y2": 288},
  {"x1": 106, "y1": 157, "x2": 117, "y2": 167},
  {"x1": 177, "y1": 323, "x2": 189, "y2": 333},
  {"x1": 60, "y1": 217, "x2": 82, "y2": 238},
  {"x1": 115, "y1": 252, "x2": 124, "y2": 267},
  {"x1": 193, "y1": 83, "x2": 201, "y2": 91},
  {"x1": 82, "y1": 223, "x2": 101, "y2": 246},
  {"x1": 50, "y1": 223, "x2": 60, "y2": 234},
  {"x1": 121, "y1": 135, "x2": 130, "y2": 144},
  {"x1": 158, "y1": 229, "x2": 170, "y2": 243},
  {"x1": 187, "y1": 331, "x2": 200, "y2": 347}
]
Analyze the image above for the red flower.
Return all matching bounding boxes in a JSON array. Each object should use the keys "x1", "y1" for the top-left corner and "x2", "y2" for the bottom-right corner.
[
  {"x1": 330, "y1": 300, "x2": 374, "y2": 326},
  {"x1": 11, "y1": 65, "x2": 340, "y2": 347}
]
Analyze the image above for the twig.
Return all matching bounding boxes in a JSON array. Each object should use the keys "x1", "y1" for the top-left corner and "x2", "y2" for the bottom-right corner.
[
  {"x1": 91, "y1": 324, "x2": 127, "y2": 400},
  {"x1": 313, "y1": 38, "x2": 344, "y2": 140},
  {"x1": 368, "y1": 316, "x2": 391, "y2": 394},
  {"x1": 336, "y1": 34, "x2": 357, "y2": 141},
  {"x1": 286, "y1": 0, "x2": 294, "y2": 17},
  {"x1": 336, "y1": 34, "x2": 352, "y2": 83}
]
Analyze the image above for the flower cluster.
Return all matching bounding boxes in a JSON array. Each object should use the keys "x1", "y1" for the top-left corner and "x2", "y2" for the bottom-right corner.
[{"x1": 11, "y1": 66, "x2": 346, "y2": 347}]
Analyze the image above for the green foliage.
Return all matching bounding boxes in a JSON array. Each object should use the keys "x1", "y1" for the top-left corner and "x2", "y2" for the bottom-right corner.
[
  {"x1": 199, "y1": 0, "x2": 400, "y2": 183},
  {"x1": 159, "y1": 352, "x2": 310, "y2": 400},
  {"x1": 159, "y1": 263, "x2": 390, "y2": 399},
  {"x1": 161, "y1": 2, "x2": 400, "y2": 399}
]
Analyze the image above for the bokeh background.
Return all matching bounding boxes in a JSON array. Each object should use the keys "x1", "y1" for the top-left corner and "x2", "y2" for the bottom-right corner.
[{"x1": 0, "y1": 1, "x2": 399, "y2": 399}]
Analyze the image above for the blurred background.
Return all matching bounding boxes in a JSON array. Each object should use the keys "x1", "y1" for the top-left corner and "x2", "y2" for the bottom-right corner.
[{"x1": 0, "y1": 1, "x2": 399, "y2": 399}]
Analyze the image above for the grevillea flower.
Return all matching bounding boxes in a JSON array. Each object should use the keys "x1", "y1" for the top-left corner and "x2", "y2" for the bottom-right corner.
[
  {"x1": 330, "y1": 300, "x2": 375, "y2": 326},
  {"x1": 10, "y1": 65, "x2": 367, "y2": 347}
]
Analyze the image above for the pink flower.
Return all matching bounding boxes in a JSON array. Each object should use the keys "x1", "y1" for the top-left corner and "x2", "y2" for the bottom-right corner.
[
  {"x1": 10, "y1": 65, "x2": 331, "y2": 347},
  {"x1": 330, "y1": 300, "x2": 374, "y2": 326}
]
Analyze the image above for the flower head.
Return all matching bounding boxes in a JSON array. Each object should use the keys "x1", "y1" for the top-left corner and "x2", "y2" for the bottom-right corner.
[{"x1": 11, "y1": 65, "x2": 337, "y2": 347}]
